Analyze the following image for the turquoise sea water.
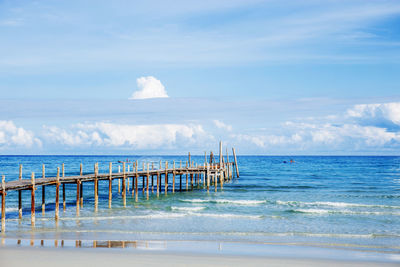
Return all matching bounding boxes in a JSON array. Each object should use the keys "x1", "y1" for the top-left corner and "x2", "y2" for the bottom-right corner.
[{"x1": 0, "y1": 155, "x2": 399, "y2": 255}]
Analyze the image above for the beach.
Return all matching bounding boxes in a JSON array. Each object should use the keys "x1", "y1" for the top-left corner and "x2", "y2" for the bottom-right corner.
[
  {"x1": 1, "y1": 245, "x2": 399, "y2": 267},
  {"x1": 0, "y1": 155, "x2": 399, "y2": 265}
]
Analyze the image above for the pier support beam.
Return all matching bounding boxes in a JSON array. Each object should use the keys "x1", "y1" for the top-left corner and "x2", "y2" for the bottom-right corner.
[
  {"x1": 232, "y1": 147, "x2": 239, "y2": 178},
  {"x1": 165, "y1": 161, "x2": 168, "y2": 195},
  {"x1": 31, "y1": 172, "x2": 35, "y2": 226},
  {"x1": 62, "y1": 163, "x2": 66, "y2": 211},
  {"x1": 42, "y1": 164, "x2": 45, "y2": 215},
  {"x1": 122, "y1": 162, "x2": 126, "y2": 207},
  {"x1": 109, "y1": 162, "x2": 112, "y2": 208},
  {"x1": 172, "y1": 161, "x2": 175, "y2": 193},
  {"x1": 18, "y1": 165, "x2": 22, "y2": 219},
  {"x1": 76, "y1": 180, "x2": 80, "y2": 216},
  {"x1": 55, "y1": 167, "x2": 60, "y2": 221},
  {"x1": 80, "y1": 163, "x2": 83, "y2": 207},
  {"x1": 94, "y1": 163, "x2": 98, "y2": 211},
  {"x1": 1, "y1": 175, "x2": 5, "y2": 232}
]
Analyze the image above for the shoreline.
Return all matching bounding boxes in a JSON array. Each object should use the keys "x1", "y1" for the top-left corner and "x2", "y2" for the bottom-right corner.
[
  {"x1": 1, "y1": 237, "x2": 399, "y2": 264},
  {"x1": 1, "y1": 246, "x2": 399, "y2": 267}
]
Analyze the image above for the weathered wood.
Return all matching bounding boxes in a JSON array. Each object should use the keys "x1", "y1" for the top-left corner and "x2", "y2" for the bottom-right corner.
[
  {"x1": 18, "y1": 164, "x2": 22, "y2": 219},
  {"x1": 31, "y1": 172, "x2": 35, "y2": 226},
  {"x1": 118, "y1": 165, "x2": 121, "y2": 194},
  {"x1": 172, "y1": 161, "x2": 175, "y2": 193},
  {"x1": 232, "y1": 147, "x2": 239, "y2": 178},
  {"x1": 76, "y1": 179, "x2": 80, "y2": 216},
  {"x1": 1, "y1": 175, "x2": 5, "y2": 232},
  {"x1": 186, "y1": 161, "x2": 189, "y2": 191},
  {"x1": 42, "y1": 164, "x2": 45, "y2": 215},
  {"x1": 108, "y1": 162, "x2": 112, "y2": 208},
  {"x1": 165, "y1": 161, "x2": 168, "y2": 194},
  {"x1": 156, "y1": 171, "x2": 160, "y2": 197},
  {"x1": 55, "y1": 167, "x2": 60, "y2": 221},
  {"x1": 188, "y1": 152, "x2": 191, "y2": 167},
  {"x1": 80, "y1": 163, "x2": 83, "y2": 207},
  {"x1": 62, "y1": 163, "x2": 66, "y2": 211},
  {"x1": 146, "y1": 163, "x2": 150, "y2": 199},
  {"x1": 122, "y1": 162, "x2": 126, "y2": 207},
  {"x1": 151, "y1": 162, "x2": 154, "y2": 193},
  {"x1": 94, "y1": 163, "x2": 98, "y2": 211}
]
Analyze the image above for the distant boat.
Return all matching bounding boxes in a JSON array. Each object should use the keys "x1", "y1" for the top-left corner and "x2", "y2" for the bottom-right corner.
[{"x1": 118, "y1": 159, "x2": 131, "y2": 163}]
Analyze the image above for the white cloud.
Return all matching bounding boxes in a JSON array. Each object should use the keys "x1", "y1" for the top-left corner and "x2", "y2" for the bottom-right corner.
[
  {"x1": 0, "y1": 120, "x2": 41, "y2": 148},
  {"x1": 213, "y1": 120, "x2": 232, "y2": 131},
  {"x1": 129, "y1": 76, "x2": 169, "y2": 100},
  {"x1": 43, "y1": 122, "x2": 210, "y2": 149},
  {"x1": 347, "y1": 102, "x2": 400, "y2": 130}
]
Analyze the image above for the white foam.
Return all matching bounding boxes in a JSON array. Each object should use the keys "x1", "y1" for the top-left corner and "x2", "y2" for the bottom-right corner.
[
  {"x1": 180, "y1": 199, "x2": 266, "y2": 205},
  {"x1": 189, "y1": 212, "x2": 262, "y2": 220},
  {"x1": 171, "y1": 206, "x2": 206, "y2": 212},
  {"x1": 294, "y1": 209, "x2": 400, "y2": 216},
  {"x1": 277, "y1": 200, "x2": 400, "y2": 209}
]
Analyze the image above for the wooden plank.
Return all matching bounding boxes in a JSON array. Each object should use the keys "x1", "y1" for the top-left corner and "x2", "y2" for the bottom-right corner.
[
  {"x1": 1, "y1": 175, "x2": 5, "y2": 232},
  {"x1": 94, "y1": 163, "x2": 98, "y2": 211},
  {"x1": 31, "y1": 172, "x2": 35, "y2": 226},
  {"x1": 62, "y1": 163, "x2": 66, "y2": 211},
  {"x1": 172, "y1": 161, "x2": 175, "y2": 193},
  {"x1": 165, "y1": 161, "x2": 168, "y2": 194},
  {"x1": 18, "y1": 164, "x2": 22, "y2": 219},
  {"x1": 232, "y1": 147, "x2": 239, "y2": 178},
  {"x1": 55, "y1": 167, "x2": 60, "y2": 221},
  {"x1": 108, "y1": 162, "x2": 112, "y2": 208},
  {"x1": 122, "y1": 162, "x2": 126, "y2": 207},
  {"x1": 42, "y1": 164, "x2": 45, "y2": 215}
]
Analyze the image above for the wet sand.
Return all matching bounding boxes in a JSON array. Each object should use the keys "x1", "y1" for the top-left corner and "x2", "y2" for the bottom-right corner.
[{"x1": 1, "y1": 246, "x2": 399, "y2": 267}]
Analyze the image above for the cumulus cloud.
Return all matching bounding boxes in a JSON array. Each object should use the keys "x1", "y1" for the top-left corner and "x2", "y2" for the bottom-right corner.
[
  {"x1": 43, "y1": 122, "x2": 209, "y2": 149},
  {"x1": 230, "y1": 102, "x2": 400, "y2": 152},
  {"x1": 129, "y1": 76, "x2": 169, "y2": 100},
  {"x1": 213, "y1": 120, "x2": 232, "y2": 131},
  {"x1": 346, "y1": 102, "x2": 400, "y2": 130},
  {"x1": 0, "y1": 120, "x2": 41, "y2": 148}
]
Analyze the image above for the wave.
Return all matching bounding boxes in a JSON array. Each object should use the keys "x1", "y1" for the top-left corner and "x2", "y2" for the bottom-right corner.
[
  {"x1": 276, "y1": 200, "x2": 400, "y2": 209},
  {"x1": 189, "y1": 212, "x2": 262, "y2": 220},
  {"x1": 289, "y1": 209, "x2": 400, "y2": 216},
  {"x1": 171, "y1": 206, "x2": 206, "y2": 212},
  {"x1": 180, "y1": 199, "x2": 266, "y2": 205}
]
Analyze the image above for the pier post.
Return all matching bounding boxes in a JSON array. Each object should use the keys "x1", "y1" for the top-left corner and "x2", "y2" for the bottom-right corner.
[
  {"x1": 109, "y1": 162, "x2": 112, "y2": 208},
  {"x1": 156, "y1": 171, "x2": 160, "y2": 197},
  {"x1": 172, "y1": 161, "x2": 175, "y2": 193},
  {"x1": 135, "y1": 166, "x2": 138, "y2": 202},
  {"x1": 141, "y1": 162, "x2": 144, "y2": 194},
  {"x1": 18, "y1": 164, "x2": 22, "y2": 219},
  {"x1": 1, "y1": 175, "x2": 5, "y2": 232},
  {"x1": 190, "y1": 173, "x2": 193, "y2": 190},
  {"x1": 62, "y1": 163, "x2": 66, "y2": 211},
  {"x1": 215, "y1": 173, "x2": 218, "y2": 192},
  {"x1": 118, "y1": 165, "x2": 121, "y2": 194},
  {"x1": 122, "y1": 162, "x2": 126, "y2": 207},
  {"x1": 31, "y1": 172, "x2": 35, "y2": 226},
  {"x1": 146, "y1": 163, "x2": 149, "y2": 199},
  {"x1": 76, "y1": 179, "x2": 80, "y2": 216},
  {"x1": 188, "y1": 152, "x2": 191, "y2": 167},
  {"x1": 165, "y1": 161, "x2": 168, "y2": 195},
  {"x1": 80, "y1": 163, "x2": 83, "y2": 207},
  {"x1": 94, "y1": 163, "x2": 98, "y2": 211},
  {"x1": 186, "y1": 161, "x2": 188, "y2": 191},
  {"x1": 132, "y1": 162, "x2": 136, "y2": 197},
  {"x1": 206, "y1": 164, "x2": 210, "y2": 191},
  {"x1": 55, "y1": 167, "x2": 60, "y2": 221},
  {"x1": 232, "y1": 147, "x2": 239, "y2": 178},
  {"x1": 42, "y1": 164, "x2": 45, "y2": 215},
  {"x1": 151, "y1": 162, "x2": 154, "y2": 193}
]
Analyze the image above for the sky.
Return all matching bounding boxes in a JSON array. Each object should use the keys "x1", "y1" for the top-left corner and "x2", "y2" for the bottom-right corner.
[{"x1": 1, "y1": 0, "x2": 400, "y2": 155}]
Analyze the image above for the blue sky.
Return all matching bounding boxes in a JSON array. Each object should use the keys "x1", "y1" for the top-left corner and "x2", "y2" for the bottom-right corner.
[{"x1": 1, "y1": 0, "x2": 400, "y2": 154}]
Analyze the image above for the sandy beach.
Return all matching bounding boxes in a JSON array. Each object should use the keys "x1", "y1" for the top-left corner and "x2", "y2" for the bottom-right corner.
[{"x1": 1, "y1": 246, "x2": 399, "y2": 267}]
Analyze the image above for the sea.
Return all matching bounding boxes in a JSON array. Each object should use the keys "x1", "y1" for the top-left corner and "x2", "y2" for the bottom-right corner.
[{"x1": 0, "y1": 155, "x2": 399, "y2": 260}]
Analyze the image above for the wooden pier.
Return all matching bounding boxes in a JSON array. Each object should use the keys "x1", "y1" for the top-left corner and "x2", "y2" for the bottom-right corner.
[{"x1": 0, "y1": 144, "x2": 239, "y2": 232}]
